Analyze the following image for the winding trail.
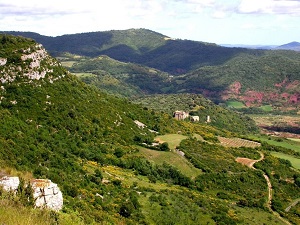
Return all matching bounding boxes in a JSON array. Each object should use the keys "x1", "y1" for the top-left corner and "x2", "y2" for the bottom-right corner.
[
  {"x1": 235, "y1": 151, "x2": 264, "y2": 169},
  {"x1": 236, "y1": 152, "x2": 291, "y2": 225},
  {"x1": 285, "y1": 198, "x2": 300, "y2": 212}
]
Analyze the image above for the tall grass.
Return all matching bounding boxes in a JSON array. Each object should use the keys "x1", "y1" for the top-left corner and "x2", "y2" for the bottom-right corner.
[{"x1": 0, "y1": 198, "x2": 55, "y2": 225}]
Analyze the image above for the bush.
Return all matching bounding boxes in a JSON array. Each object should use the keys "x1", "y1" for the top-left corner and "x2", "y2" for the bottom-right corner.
[{"x1": 159, "y1": 142, "x2": 170, "y2": 151}]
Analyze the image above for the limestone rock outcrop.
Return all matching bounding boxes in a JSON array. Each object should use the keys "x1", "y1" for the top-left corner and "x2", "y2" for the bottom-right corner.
[
  {"x1": 0, "y1": 176, "x2": 63, "y2": 211},
  {"x1": 0, "y1": 176, "x2": 19, "y2": 192},
  {"x1": 31, "y1": 179, "x2": 63, "y2": 211}
]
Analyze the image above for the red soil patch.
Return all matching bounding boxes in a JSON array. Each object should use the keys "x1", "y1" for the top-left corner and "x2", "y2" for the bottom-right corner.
[{"x1": 235, "y1": 157, "x2": 257, "y2": 168}]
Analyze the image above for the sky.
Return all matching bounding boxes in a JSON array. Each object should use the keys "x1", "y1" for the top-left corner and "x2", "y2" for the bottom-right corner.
[{"x1": 0, "y1": 0, "x2": 300, "y2": 45}]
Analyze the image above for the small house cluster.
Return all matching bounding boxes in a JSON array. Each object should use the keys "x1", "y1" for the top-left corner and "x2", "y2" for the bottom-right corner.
[
  {"x1": 173, "y1": 111, "x2": 189, "y2": 120},
  {"x1": 173, "y1": 110, "x2": 211, "y2": 123}
]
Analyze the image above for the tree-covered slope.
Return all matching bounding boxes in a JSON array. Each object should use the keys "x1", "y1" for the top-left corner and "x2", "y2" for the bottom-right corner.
[
  {"x1": 69, "y1": 55, "x2": 172, "y2": 97},
  {"x1": 0, "y1": 34, "x2": 186, "y2": 223},
  {"x1": 133, "y1": 93, "x2": 258, "y2": 134},
  {"x1": 173, "y1": 51, "x2": 300, "y2": 109},
  {"x1": 2, "y1": 29, "x2": 168, "y2": 57},
  {"x1": 2, "y1": 29, "x2": 264, "y2": 74}
]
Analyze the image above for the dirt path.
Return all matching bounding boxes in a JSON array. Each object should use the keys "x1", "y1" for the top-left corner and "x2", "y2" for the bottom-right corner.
[
  {"x1": 263, "y1": 174, "x2": 272, "y2": 210},
  {"x1": 285, "y1": 198, "x2": 300, "y2": 212},
  {"x1": 235, "y1": 151, "x2": 264, "y2": 169},
  {"x1": 236, "y1": 152, "x2": 291, "y2": 225}
]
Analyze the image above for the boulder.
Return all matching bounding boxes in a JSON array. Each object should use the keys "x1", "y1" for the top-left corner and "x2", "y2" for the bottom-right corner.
[
  {"x1": 31, "y1": 179, "x2": 63, "y2": 211},
  {"x1": 0, "y1": 176, "x2": 19, "y2": 192},
  {"x1": 0, "y1": 176, "x2": 63, "y2": 211}
]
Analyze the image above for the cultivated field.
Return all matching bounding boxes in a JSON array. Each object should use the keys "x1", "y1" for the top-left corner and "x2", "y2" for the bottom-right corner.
[
  {"x1": 250, "y1": 135, "x2": 300, "y2": 153},
  {"x1": 288, "y1": 138, "x2": 300, "y2": 143},
  {"x1": 218, "y1": 137, "x2": 261, "y2": 148},
  {"x1": 226, "y1": 100, "x2": 246, "y2": 108},
  {"x1": 60, "y1": 61, "x2": 77, "y2": 67},
  {"x1": 250, "y1": 114, "x2": 300, "y2": 139},
  {"x1": 73, "y1": 72, "x2": 96, "y2": 78}
]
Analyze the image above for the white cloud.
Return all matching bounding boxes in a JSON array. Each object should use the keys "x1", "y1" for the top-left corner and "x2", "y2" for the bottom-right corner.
[
  {"x1": 0, "y1": 0, "x2": 299, "y2": 44},
  {"x1": 212, "y1": 10, "x2": 227, "y2": 18},
  {"x1": 238, "y1": 0, "x2": 300, "y2": 15}
]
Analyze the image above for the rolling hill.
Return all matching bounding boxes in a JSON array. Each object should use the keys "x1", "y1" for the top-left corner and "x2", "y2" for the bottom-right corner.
[
  {"x1": 276, "y1": 42, "x2": 300, "y2": 51},
  {"x1": 2, "y1": 29, "x2": 263, "y2": 74},
  {"x1": 68, "y1": 55, "x2": 171, "y2": 97},
  {"x1": 173, "y1": 51, "x2": 300, "y2": 110},
  {"x1": 4, "y1": 29, "x2": 299, "y2": 111}
]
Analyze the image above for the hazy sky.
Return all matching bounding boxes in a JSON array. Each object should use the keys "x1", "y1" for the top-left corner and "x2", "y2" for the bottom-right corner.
[{"x1": 0, "y1": 0, "x2": 300, "y2": 45}]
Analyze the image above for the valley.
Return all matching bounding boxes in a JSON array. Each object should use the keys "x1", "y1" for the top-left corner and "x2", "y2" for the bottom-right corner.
[{"x1": 0, "y1": 31, "x2": 300, "y2": 224}]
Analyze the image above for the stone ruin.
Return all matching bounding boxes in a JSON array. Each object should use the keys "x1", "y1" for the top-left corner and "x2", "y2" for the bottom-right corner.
[{"x1": 0, "y1": 176, "x2": 63, "y2": 211}]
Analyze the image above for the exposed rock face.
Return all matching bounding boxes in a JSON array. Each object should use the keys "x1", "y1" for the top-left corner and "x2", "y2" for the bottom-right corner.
[
  {"x1": 0, "y1": 176, "x2": 63, "y2": 211},
  {"x1": 0, "y1": 58, "x2": 7, "y2": 66},
  {"x1": 0, "y1": 176, "x2": 19, "y2": 192},
  {"x1": 31, "y1": 179, "x2": 63, "y2": 211},
  {"x1": 221, "y1": 79, "x2": 300, "y2": 108},
  {"x1": 0, "y1": 43, "x2": 65, "y2": 85}
]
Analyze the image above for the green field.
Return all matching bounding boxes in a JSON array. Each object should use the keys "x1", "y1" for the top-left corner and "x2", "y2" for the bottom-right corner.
[
  {"x1": 226, "y1": 101, "x2": 245, "y2": 108},
  {"x1": 259, "y1": 105, "x2": 273, "y2": 112},
  {"x1": 60, "y1": 61, "x2": 77, "y2": 67},
  {"x1": 137, "y1": 146, "x2": 202, "y2": 178},
  {"x1": 271, "y1": 152, "x2": 300, "y2": 169},
  {"x1": 73, "y1": 72, "x2": 96, "y2": 78},
  {"x1": 249, "y1": 135, "x2": 300, "y2": 153},
  {"x1": 155, "y1": 134, "x2": 189, "y2": 150}
]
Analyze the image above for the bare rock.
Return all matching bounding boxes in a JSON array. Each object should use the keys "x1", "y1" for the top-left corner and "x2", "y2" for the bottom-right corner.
[
  {"x1": 0, "y1": 176, "x2": 19, "y2": 192},
  {"x1": 0, "y1": 176, "x2": 63, "y2": 211},
  {"x1": 31, "y1": 179, "x2": 63, "y2": 211}
]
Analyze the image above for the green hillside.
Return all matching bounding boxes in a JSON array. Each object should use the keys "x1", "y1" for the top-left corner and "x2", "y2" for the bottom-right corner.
[
  {"x1": 173, "y1": 51, "x2": 300, "y2": 110},
  {"x1": 2, "y1": 29, "x2": 263, "y2": 74},
  {"x1": 1, "y1": 34, "x2": 300, "y2": 225},
  {"x1": 133, "y1": 94, "x2": 258, "y2": 134},
  {"x1": 68, "y1": 55, "x2": 171, "y2": 97},
  {"x1": 3, "y1": 29, "x2": 300, "y2": 111}
]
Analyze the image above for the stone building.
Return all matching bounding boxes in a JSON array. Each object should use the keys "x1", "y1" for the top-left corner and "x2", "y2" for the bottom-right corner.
[{"x1": 173, "y1": 111, "x2": 189, "y2": 120}]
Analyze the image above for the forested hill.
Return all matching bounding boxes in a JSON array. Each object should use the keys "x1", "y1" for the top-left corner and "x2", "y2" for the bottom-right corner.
[
  {"x1": 2, "y1": 29, "x2": 263, "y2": 74},
  {"x1": 173, "y1": 51, "x2": 300, "y2": 109}
]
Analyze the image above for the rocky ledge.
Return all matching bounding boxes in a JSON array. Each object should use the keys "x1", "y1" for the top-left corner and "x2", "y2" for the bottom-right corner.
[{"x1": 0, "y1": 176, "x2": 63, "y2": 211}]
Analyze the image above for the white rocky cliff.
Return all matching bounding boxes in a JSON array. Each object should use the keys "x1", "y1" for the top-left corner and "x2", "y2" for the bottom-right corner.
[
  {"x1": 31, "y1": 179, "x2": 63, "y2": 211},
  {"x1": 0, "y1": 176, "x2": 63, "y2": 211}
]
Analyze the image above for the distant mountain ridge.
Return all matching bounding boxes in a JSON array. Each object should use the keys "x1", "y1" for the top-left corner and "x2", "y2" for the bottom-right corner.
[
  {"x1": 220, "y1": 44, "x2": 277, "y2": 49},
  {"x1": 276, "y1": 41, "x2": 300, "y2": 51},
  {"x1": 1, "y1": 29, "x2": 263, "y2": 74}
]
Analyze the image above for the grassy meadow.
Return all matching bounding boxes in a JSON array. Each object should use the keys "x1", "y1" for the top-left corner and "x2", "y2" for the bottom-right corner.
[
  {"x1": 137, "y1": 146, "x2": 202, "y2": 178},
  {"x1": 226, "y1": 101, "x2": 245, "y2": 108},
  {"x1": 154, "y1": 134, "x2": 188, "y2": 150},
  {"x1": 271, "y1": 152, "x2": 300, "y2": 169},
  {"x1": 250, "y1": 135, "x2": 300, "y2": 153}
]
